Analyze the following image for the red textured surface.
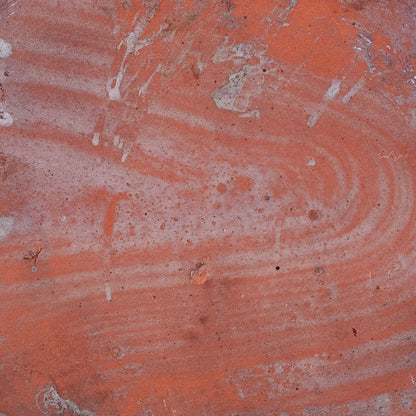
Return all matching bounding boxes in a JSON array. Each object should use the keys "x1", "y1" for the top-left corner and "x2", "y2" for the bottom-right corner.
[{"x1": 1, "y1": 1, "x2": 416, "y2": 415}]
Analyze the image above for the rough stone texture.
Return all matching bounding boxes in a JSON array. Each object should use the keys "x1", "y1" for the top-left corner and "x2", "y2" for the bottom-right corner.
[{"x1": 1, "y1": 0, "x2": 416, "y2": 415}]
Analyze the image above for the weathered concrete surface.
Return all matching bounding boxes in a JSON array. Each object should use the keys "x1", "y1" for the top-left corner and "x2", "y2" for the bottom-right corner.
[{"x1": 1, "y1": 0, "x2": 416, "y2": 414}]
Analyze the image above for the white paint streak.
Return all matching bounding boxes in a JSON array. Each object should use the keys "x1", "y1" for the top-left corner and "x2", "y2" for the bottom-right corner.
[
  {"x1": 139, "y1": 64, "x2": 162, "y2": 97},
  {"x1": 306, "y1": 158, "x2": 316, "y2": 167},
  {"x1": 410, "y1": 375, "x2": 416, "y2": 385},
  {"x1": 308, "y1": 78, "x2": 341, "y2": 127},
  {"x1": 107, "y1": 70, "x2": 123, "y2": 101},
  {"x1": 105, "y1": 283, "x2": 112, "y2": 302},
  {"x1": 239, "y1": 109, "x2": 260, "y2": 119},
  {"x1": 113, "y1": 134, "x2": 120, "y2": 147},
  {"x1": 0, "y1": 216, "x2": 13, "y2": 242},
  {"x1": 324, "y1": 78, "x2": 341, "y2": 100},
  {"x1": 342, "y1": 77, "x2": 366, "y2": 103},
  {"x1": 235, "y1": 383, "x2": 246, "y2": 400},
  {"x1": 307, "y1": 112, "x2": 321, "y2": 128},
  {"x1": 36, "y1": 386, "x2": 95, "y2": 416},
  {"x1": 0, "y1": 110, "x2": 13, "y2": 127},
  {"x1": 0, "y1": 38, "x2": 12, "y2": 58},
  {"x1": 121, "y1": 146, "x2": 130, "y2": 163},
  {"x1": 92, "y1": 132, "x2": 100, "y2": 146},
  {"x1": 107, "y1": 4, "x2": 162, "y2": 100}
]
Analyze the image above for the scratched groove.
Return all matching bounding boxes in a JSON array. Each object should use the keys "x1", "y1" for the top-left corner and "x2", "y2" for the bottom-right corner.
[{"x1": 1, "y1": 0, "x2": 416, "y2": 415}]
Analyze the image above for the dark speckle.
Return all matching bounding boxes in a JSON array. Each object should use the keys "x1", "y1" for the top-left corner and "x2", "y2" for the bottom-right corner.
[{"x1": 308, "y1": 209, "x2": 320, "y2": 221}]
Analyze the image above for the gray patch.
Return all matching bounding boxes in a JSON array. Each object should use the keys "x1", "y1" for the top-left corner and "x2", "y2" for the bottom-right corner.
[
  {"x1": 374, "y1": 393, "x2": 391, "y2": 415},
  {"x1": 0, "y1": 216, "x2": 13, "y2": 241},
  {"x1": 0, "y1": 38, "x2": 12, "y2": 58},
  {"x1": 212, "y1": 67, "x2": 249, "y2": 111}
]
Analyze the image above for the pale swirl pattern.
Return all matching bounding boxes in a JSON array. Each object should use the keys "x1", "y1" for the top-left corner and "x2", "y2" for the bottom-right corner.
[{"x1": 0, "y1": 0, "x2": 416, "y2": 415}]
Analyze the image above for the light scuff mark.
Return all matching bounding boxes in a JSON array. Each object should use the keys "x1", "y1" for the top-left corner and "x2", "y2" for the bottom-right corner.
[
  {"x1": 307, "y1": 78, "x2": 341, "y2": 127},
  {"x1": 0, "y1": 0, "x2": 19, "y2": 20},
  {"x1": 262, "y1": 0, "x2": 298, "y2": 29},
  {"x1": 211, "y1": 57, "x2": 266, "y2": 112},
  {"x1": 36, "y1": 386, "x2": 96, "y2": 416},
  {"x1": 342, "y1": 76, "x2": 366, "y2": 103},
  {"x1": 105, "y1": 282, "x2": 112, "y2": 301},
  {"x1": 212, "y1": 37, "x2": 255, "y2": 63},
  {"x1": 211, "y1": 38, "x2": 276, "y2": 113},
  {"x1": 212, "y1": 66, "x2": 250, "y2": 111},
  {"x1": 239, "y1": 109, "x2": 260, "y2": 119}
]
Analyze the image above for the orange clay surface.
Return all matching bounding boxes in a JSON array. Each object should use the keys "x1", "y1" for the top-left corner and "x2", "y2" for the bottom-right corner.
[{"x1": 1, "y1": 1, "x2": 416, "y2": 415}]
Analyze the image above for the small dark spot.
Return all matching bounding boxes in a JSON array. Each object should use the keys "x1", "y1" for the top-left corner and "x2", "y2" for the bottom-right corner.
[
  {"x1": 314, "y1": 266, "x2": 324, "y2": 275},
  {"x1": 263, "y1": 194, "x2": 270, "y2": 201},
  {"x1": 275, "y1": 266, "x2": 280, "y2": 271},
  {"x1": 243, "y1": 16, "x2": 247, "y2": 19},
  {"x1": 295, "y1": 387, "x2": 299, "y2": 391},
  {"x1": 152, "y1": 295, "x2": 156, "y2": 299},
  {"x1": 262, "y1": 68, "x2": 266, "y2": 72},
  {"x1": 4, "y1": 71, "x2": 9, "y2": 76},
  {"x1": 352, "y1": 328, "x2": 358, "y2": 337},
  {"x1": 308, "y1": 209, "x2": 320, "y2": 221},
  {"x1": 376, "y1": 285, "x2": 380, "y2": 290},
  {"x1": 220, "y1": 282, "x2": 228, "y2": 287},
  {"x1": 199, "y1": 316, "x2": 207, "y2": 324}
]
